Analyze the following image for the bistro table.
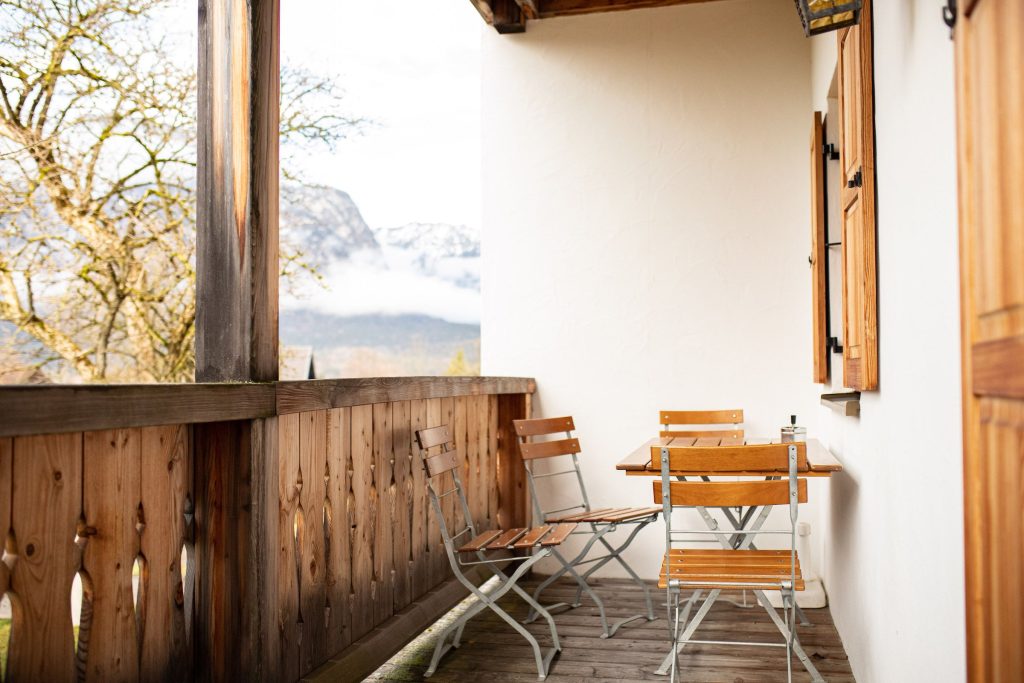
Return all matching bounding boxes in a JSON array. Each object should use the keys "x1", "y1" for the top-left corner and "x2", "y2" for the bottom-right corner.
[
  {"x1": 616, "y1": 435, "x2": 842, "y2": 678},
  {"x1": 617, "y1": 435, "x2": 843, "y2": 477}
]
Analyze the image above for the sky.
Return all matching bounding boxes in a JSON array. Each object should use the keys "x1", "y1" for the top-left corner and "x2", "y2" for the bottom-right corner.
[
  {"x1": 162, "y1": 0, "x2": 482, "y2": 232},
  {"x1": 280, "y1": 1, "x2": 483, "y2": 231}
]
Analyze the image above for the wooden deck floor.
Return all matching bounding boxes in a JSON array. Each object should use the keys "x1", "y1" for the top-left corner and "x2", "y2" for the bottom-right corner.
[{"x1": 368, "y1": 577, "x2": 855, "y2": 682}]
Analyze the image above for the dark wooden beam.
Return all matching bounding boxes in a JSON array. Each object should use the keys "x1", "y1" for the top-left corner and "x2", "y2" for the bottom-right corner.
[
  {"x1": 537, "y1": 0, "x2": 720, "y2": 19},
  {"x1": 516, "y1": 0, "x2": 540, "y2": 19},
  {"x1": 0, "y1": 384, "x2": 276, "y2": 437},
  {"x1": 276, "y1": 376, "x2": 537, "y2": 415},
  {"x1": 469, "y1": 0, "x2": 527, "y2": 33},
  {"x1": 196, "y1": 0, "x2": 280, "y2": 382},
  {"x1": 0, "y1": 377, "x2": 537, "y2": 436}
]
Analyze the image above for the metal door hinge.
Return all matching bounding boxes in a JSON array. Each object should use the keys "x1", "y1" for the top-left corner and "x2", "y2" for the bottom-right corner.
[
  {"x1": 846, "y1": 168, "x2": 863, "y2": 188},
  {"x1": 823, "y1": 143, "x2": 839, "y2": 161},
  {"x1": 943, "y1": 0, "x2": 956, "y2": 37}
]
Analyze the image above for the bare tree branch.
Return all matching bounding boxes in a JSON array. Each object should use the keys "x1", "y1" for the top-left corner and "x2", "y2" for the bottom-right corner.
[{"x1": 0, "y1": 0, "x2": 356, "y2": 381}]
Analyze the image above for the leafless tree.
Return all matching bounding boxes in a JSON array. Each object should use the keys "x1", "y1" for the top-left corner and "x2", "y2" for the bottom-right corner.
[{"x1": 0, "y1": 0, "x2": 360, "y2": 381}]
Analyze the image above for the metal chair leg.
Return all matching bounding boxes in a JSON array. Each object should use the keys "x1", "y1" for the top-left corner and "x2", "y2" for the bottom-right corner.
[
  {"x1": 669, "y1": 584, "x2": 681, "y2": 683},
  {"x1": 522, "y1": 528, "x2": 607, "y2": 623},
  {"x1": 536, "y1": 519, "x2": 656, "y2": 636},
  {"x1": 655, "y1": 588, "x2": 722, "y2": 676},
  {"x1": 594, "y1": 523, "x2": 658, "y2": 623},
  {"x1": 548, "y1": 546, "x2": 612, "y2": 638},
  {"x1": 427, "y1": 555, "x2": 560, "y2": 680},
  {"x1": 794, "y1": 601, "x2": 813, "y2": 626},
  {"x1": 752, "y1": 589, "x2": 826, "y2": 683}
]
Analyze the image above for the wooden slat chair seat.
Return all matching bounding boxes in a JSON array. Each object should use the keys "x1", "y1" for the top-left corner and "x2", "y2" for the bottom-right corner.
[
  {"x1": 415, "y1": 424, "x2": 565, "y2": 680},
  {"x1": 547, "y1": 506, "x2": 662, "y2": 524},
  {"x1": 513, "y1": 415, "x2": 658, "y2": 639},
  {"x1": 457, "y1": 523, "x2": 578, "y2": 553},
  {"x1": 658, "y1": 549, "x2": 805, "y2": 591}
]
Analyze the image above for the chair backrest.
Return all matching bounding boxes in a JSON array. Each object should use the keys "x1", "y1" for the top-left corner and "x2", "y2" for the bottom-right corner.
[
  {"x1": 655, "y1": 441, "x2": 803, "y2": 561},
  {"x1": 513, "y1": 416, "x2": 590, "y2": 524},
  {"x1": 659, "y1": 409, "x2": 744, "y2": 439},
  {"x1": 415, "y1": 425, "x2": 475, "y2": 557},
  {"x1": 662, "y1": 441, "x2": 807, "y2": 473},
  {"x1": 654, "y1": 479, "x2": 807, "y2": 507}
]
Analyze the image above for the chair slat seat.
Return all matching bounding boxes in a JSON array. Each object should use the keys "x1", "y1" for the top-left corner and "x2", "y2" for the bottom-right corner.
[
  {"x1": 457, "y1": 524, "x2": 579, "y2": 553},
  {"x1": 541, "y1": 523, "x2": 577, "y2": 546},
  {"x1": 659, "y1": 549, "x2": 805, "y2": 591},
  {"x1": 547, "y1": 506, "x2": 660, "y2": 523},
  {"x1": 598, "y1": 506, "x2": 662, "y2": 522},
  {"x1": 485, "y1": 528, "x2": 528, "y2": 549},
  {"x1": 514, "y1": 526, "x2": 553, "y2": 549},
  {"x1": 456, "y1": 530, "x2": 505, "y2": 552},
  {"x1": 545, "y1": 507, "x2": 616, "y2": 522}
]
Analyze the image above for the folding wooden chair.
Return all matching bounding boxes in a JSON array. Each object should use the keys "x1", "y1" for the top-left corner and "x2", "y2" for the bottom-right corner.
[
  {"x1": 655, "y1": 442, "x2": 825, "y2": 683},
  {"x1": 661, "y1": 408, "x2": 813, "y2": 625},
  {"x1": 416, "y1": 424, "x2": 576, "y2": 680},
  {"x1": 514, "y1": 416, "x2": 659, "y2": 638}
]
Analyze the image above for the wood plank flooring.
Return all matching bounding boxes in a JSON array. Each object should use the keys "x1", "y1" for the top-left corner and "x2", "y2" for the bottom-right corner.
[{"x1": 365, "y1": 577, "x2": 855, "y2": 682}]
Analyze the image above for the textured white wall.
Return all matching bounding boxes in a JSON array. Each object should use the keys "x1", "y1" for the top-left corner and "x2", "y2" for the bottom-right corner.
[
  {"x1": 480, "y1": 0, "x2": 822, "y2": 579},
  {"x1": 810, "y1": 2, "x2": 966, "y2": 681}
]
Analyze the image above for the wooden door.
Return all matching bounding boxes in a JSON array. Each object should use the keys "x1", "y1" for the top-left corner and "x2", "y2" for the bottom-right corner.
[
  {"x1": 836, "y1": 0, "x2": 878, "y2": 391},
  {"x1": 956, "y1": 0, "x2": 1024, "y2": 680}
]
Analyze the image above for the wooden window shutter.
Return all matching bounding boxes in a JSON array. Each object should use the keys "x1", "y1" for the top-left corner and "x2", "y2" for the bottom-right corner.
[
  {"x1": 836, "y1": 0, "x2": 878, "y2": 390},
  {"x1": 810, "y1": 111, "x2": 828, "y2": 383}
]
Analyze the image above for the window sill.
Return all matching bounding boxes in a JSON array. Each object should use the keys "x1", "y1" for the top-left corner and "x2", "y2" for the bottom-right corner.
[{"x1": 821, "y1": 391, "x2": 860, "y2": 417}]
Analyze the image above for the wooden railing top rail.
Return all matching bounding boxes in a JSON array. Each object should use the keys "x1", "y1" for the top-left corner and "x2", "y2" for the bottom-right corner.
[
  {"x1": 276, "y1": 376, "x2": 536, "y2": 414},
  {"x1": 0, "y1": 375, "x2": 536, "y2": 437}
]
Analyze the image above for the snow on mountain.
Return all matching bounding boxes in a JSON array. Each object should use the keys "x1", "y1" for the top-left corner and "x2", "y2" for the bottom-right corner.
[
  {"x1": 375, "y1": 222, "x2": 480, "y2": 290},
  {"x1": 280, "y1": 185, "x2": 481, "y2": 338},
  {"x1": 375, "y1": 222, "x2": 479, "y2": 258},
  {"x1": 280, "y1": 183, "x2": 380, "y2": 261}
]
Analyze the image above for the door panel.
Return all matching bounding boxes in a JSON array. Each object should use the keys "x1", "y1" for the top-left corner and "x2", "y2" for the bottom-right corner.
[{"x1": 957, "y1": 0, "x2": 1024, "y2": 679}]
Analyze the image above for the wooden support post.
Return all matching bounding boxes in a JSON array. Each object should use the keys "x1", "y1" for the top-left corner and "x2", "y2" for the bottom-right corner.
[
  {"x1": 193, "y1": 418, "x2": 280, "y2": 683},
  {"x1": 496, "y1": 394, "x2": 530, "y2": 530},
  {"x1": 196, "y1": 0, "x2": 280, "y2": 382}
]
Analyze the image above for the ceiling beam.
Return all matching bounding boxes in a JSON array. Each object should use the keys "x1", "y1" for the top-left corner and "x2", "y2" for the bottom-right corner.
[
  {"x1": 471, "y1": 0, "x2": 726, "y2": 32},
  {"x1": 515, "y1": 0, "x2": 540, "y2": 19},
  {"x1": 537, "y1": 0, "x2": 722, "y2": 19},
  {"x1": 469, "y1": 0, "x2": 527, "y2": 33}
]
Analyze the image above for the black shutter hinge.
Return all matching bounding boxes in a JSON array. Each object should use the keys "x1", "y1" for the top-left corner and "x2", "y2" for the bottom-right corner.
[
  {"x1": 823, "y1": 143, "x2": 840, "y2": 161},
  {"x1": 847, "y1": 168, "x2": 863, "y2": 188},
  {"x1": 943, "y1": 0, "x2": 956, "y2": 38}
]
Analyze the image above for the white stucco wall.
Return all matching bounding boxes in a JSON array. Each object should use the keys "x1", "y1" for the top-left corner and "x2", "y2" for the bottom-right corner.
[
  {"x1": 480, "y1": 0, "x2": 823, "y2": 579},
  {"x1": 810, "y1": 2, "x2": 966, "y2": 682},
  {"x1": 480, "y1": 0, "x2": 967, "y2": 680}
]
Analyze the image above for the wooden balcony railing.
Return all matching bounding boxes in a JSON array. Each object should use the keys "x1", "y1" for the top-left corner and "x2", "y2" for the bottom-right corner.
[{"x1": 0, "y1": 376, "x2": 534, "y2": 682}]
